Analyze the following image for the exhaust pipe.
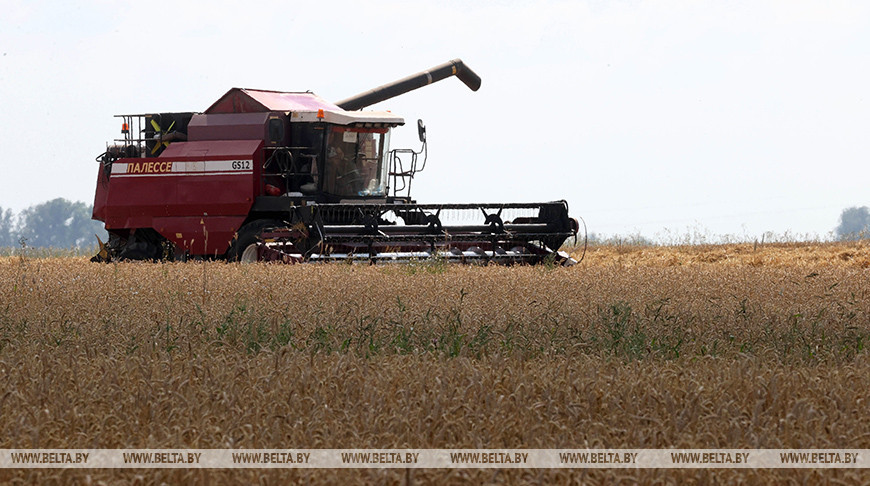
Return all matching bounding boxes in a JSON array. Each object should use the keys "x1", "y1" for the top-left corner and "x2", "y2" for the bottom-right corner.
[{"x1": 335, "y1": 58, "x2": 481, "y2": 111}]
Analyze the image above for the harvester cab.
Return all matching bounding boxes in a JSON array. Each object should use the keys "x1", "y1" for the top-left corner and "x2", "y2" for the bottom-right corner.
[
  {"x1": 92, "y1": 59, "x2": 579, "y2": 264},
  {"x1": 100, "y1": 99, "x2": 405, "y2": 203}
]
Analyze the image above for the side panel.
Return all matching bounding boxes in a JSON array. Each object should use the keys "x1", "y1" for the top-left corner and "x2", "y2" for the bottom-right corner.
[
  {"x1": 99, "y1": 139, "x2": 264, "y2": 256},
  {"x1": 152, "y1": 215, "x2": 247, "y2": 256},
  {"x1": 92, "y1": 164, "x2": 110, "y2": 223},
  {"x1": 187, "y1": 112, "x2": 270, "y2": 141}
]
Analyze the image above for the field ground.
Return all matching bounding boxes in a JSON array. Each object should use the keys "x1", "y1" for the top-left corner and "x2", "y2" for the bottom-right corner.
[{"x1": 0, "y1": 241, "x2": 868, "y2": 484}]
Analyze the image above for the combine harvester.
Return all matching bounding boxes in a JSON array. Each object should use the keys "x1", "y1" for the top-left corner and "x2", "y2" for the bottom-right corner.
[{"x1": 92, "y1": 59, "x2": 580, "y2": 264}]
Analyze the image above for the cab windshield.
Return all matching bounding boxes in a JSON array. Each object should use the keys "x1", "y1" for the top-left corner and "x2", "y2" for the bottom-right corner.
[{"x1": 323, "y1": 127, "x2": 391, "y2": 197}]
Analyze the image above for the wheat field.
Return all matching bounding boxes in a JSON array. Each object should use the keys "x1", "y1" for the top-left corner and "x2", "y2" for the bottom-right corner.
[{"x1": 0, "y1": 241, "x2": 869, "y2": 484}]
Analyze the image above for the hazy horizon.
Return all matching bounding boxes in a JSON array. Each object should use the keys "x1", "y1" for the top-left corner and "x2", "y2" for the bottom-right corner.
[{"x1": 2, "y1": 1, "x2": 867, "y2": 241}]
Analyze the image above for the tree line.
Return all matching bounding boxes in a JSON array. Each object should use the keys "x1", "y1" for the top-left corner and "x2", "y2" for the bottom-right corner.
[
  {"x1": 0, "y1": 199, "x2": 867, "y2": 249},
  {"x1": 835, "y1": 206, "x2": 870, "y2": 240},
  {"x1": 0, "y1": 198, "x2": 106, "y2": 249}
]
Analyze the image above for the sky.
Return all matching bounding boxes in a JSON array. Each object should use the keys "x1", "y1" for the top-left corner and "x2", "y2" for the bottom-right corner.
[{"x1": 1, "y1": 0, "x2": 867, "y2": 241}]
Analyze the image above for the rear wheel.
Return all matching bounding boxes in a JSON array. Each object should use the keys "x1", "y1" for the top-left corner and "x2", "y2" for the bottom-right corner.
[{"x1": 226, "y1": 219, "x2": 283, "y2": 262}]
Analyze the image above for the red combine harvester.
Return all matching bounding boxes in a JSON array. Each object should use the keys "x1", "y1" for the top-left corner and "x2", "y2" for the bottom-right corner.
[{"x1": 92, "y1": 59, "x2": 579, "y2": 264}]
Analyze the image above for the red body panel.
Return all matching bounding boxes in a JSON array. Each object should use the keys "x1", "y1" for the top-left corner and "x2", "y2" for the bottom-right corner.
[
  {"x1": 188, "y1": 112, "x2": 271, "y2": 141},
  {"x1": 93, "y1": 139, "x2": 264, "y2": 256}
]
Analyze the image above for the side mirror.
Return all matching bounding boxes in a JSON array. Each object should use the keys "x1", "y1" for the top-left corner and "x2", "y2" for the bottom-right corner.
[{"x1": 417, "y1": 119, "x2": 426, "y2": 143}]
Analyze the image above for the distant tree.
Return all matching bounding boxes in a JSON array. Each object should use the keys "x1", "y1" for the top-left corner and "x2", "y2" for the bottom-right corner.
[
  {"x1": 835, "y1": 206, "x2": 870, "y2": 240},
  {"x1": 0, "y1": 208, "x2": 13, "y2": 247},
  {"x1": 16, "y1": 198, "x2": 106, "y2": 248}
]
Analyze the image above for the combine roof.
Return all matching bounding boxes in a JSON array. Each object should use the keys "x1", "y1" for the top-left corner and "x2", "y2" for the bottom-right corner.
[
  {"x1": 206, "y1": 88, "x2": 403, "y2": 126},
  {"x1": 206, "y1": 88, "x2": 340, "y2": 114}
]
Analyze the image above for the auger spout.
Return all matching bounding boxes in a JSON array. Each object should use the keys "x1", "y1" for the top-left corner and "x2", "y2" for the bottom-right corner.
[{"x1": 335, "y1": 59, "x2": 481, "y2": 111}]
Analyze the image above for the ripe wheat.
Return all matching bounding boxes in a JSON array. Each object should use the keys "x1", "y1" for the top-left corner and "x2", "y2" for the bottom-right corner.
[{"x1": 0, "y1": 241, "x2": 868, "y2": 484}]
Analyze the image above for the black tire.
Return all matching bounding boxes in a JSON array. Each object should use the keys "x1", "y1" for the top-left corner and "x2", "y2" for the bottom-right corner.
[
  {"x1": 118, "y1": 229, "x2": 163, "y2": 261},
  {"x1": 226, "y1": 219, "x2": 283, "y2": 262}
]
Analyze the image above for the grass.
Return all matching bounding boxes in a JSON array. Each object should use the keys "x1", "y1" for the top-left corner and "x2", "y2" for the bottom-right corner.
[{"x1": 0, "y1": 243, "x2": 98, "y2": 258}]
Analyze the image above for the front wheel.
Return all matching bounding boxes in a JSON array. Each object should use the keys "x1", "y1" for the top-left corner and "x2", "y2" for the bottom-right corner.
[
  {"x1": 226, "y1": 219, "x2": 284, "y2": 262},
  {"x1": 118, "y1": 228, "x2": 164, "y2": 261}
]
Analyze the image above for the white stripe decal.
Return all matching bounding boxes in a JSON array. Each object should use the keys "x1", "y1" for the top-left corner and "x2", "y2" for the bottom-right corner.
[
  {"x1": 111, "y1": 171, "x2": 252, "y2": 178},
  {"x1": 111, "y1": 160, "x2": 254, "y2": 177}
]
